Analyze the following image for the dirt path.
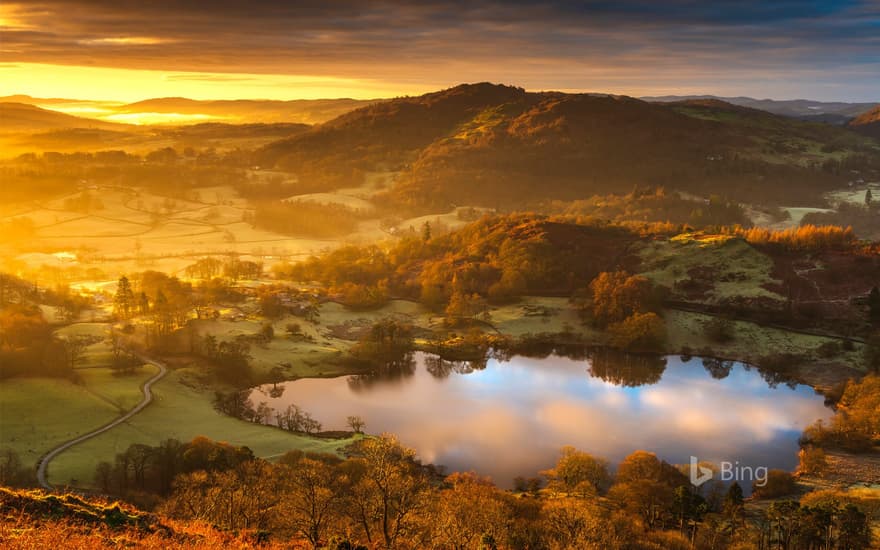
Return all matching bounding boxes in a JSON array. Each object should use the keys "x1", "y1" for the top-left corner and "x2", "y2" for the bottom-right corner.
[{"x1": 35, "y1": 354, "x2": 167, "y2": 490}]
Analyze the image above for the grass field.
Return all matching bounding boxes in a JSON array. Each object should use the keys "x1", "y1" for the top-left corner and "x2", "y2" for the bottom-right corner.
[
  {"x1": 0, "y1": 184, "x2": 400, "y2": 279},
  {"x1": 781, "y1": 206, "x2": 835, "y2": 225},
  {"x1": 665, "y1": 309, "x2": 865, "y2": 386},
  {"x1": 827, "y1": 184, "x2": 880, "y2": 206},
  {"x1": 0, "y1": 365, "x2": 157, "y2": 472},
  {"x1": 638, "y1": 234, "x2": 783, "y2": 303},
  {"x1": 46, "y1": 367, "x2": 359, "y2": 488}
]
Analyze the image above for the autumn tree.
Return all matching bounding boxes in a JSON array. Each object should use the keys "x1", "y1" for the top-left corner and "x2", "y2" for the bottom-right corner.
[
  {"x1": 586, "y1": 271, "x2": 658, "y2": 327},
  {"x1": 607, "y1": 311, "x2": 666, "y2": 351},
  {"x1": 608, "y1": 450, "x2": 688, "y2": 530},
  {"x1": 430, "y1": 472, "x2": 506, "y2": 549},
  {"x1": 445, "y1": 288, "x2": 490, "y2": 325},
  {"x1": 346, "y1": 434, "x2": 431, "y2": 548},
  {"x1": 541, "y1": 445, "x2": 610, "y2": 497},
  {"x1": 277, "y1": 454, "x2": 342, "y2": 549},
  {"x1": 752, "y1": 470, "x2": 796, "y2": 499},
  {"x1": 349, "y1": 319, "x2": 414, "y2": 368},
  {"x1": 541, "y1": 498, "x2": 629, "y2": 550}
]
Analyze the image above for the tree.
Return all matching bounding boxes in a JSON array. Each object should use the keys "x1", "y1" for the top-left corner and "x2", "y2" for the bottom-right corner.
[
  {"x1": 541, "y1": 446, "x2": 610, "y2": 497},
  {"x1": 752, "y1": 469, "x2": 796, "y2": 499},
  {"x1": 278, "y1": 456, "x2": 341, "y2": 549},
  {"x1": 259, "y1": 322, "x2": 275, "y2": 343},
  {"x1": 445, "y1": 288, "x2": 489, "y2": 324},
  {"x1": 347, "y1": 434, "x2": 430, "y2": 548},
  {"x1": 350, "y1": 319, "x2": 414, "y2": 367},
  {"x1": 866, "y1": 188, "x2": 873, "y2": 206},
  {"x1": 210, "y1": 340, "x2": 252, "y2": 384},
  {"x1": 113, "y1": 276, "x2": 135, "y2": 320},
  {"x1": 838, "y1": 503, "x2": 871, "y2": 549},
  {"x1": 286, "y1": 322, "x2": 303, "y2": 337},
  {"x1": 586, "y1": 271, "x2": 657, "y2": 327},
  {"x1": 431, "y1": 472, "x2": 506, "y2": 549},
  {"x1": 797, "y1": 445, "x2": 828, "y2": 476},
  {"x1": 422, "y1": 221, "x2": 432, "y2": 242},
  {"x1": 62, "y1": 334, "x2": 99, "y2": 370},
  {"x1": 704, "y1": 317, "x2": 735, "y2": 343},
  {"x1": 607, "y1": 312, "x2": 666, "y2": 351},
  {"x1": 347, "y1": 415, "x2": 366, "y2": 434},
  {"x1": 671, "y1": 485, "x2": 706, "y2": 540},
  {"x1": 723, "y1": 481, "x2": 744, "y2": 518},
  {"x1": 609, "y1": 450, "x2": 687, "y2": 530}
]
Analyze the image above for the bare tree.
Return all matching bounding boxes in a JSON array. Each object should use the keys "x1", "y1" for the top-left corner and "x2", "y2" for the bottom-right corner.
[{"x1": 347, "y1": 415, "x2": 366, "y2": 434}]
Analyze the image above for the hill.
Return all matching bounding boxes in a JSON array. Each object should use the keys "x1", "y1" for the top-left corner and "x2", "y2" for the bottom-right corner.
[
  {"x1": 0, "y1": 102, "x2": 131, "y2": 133},
  {"x1": 849, "y1": 105, "x2": 880, "y2": 139},
  {"x1": 258, "y1": 83, "x2": 880, "y2": 212},
  {"x1": 643, "y1": 94, "x2": 877, "y2": 125},
  {"x1": 0, "y1": 95, "x2": 378, "y2": 125},
  {"x1": 116, "y1": 96, "x2": 380, "y2": 124}
]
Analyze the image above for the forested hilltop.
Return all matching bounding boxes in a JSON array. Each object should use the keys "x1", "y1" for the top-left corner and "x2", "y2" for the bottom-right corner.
[{"x1": 257, "y1": 83, "x2": 880, "y2": 212}]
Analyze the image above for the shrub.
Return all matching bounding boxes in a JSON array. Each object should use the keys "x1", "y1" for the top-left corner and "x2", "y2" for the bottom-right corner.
[
  {"x1": 797, "y1": 446, "x2": 828, "y2": 476},
  {"x1": 704, "y1": 317, "x2": 735, "y2": 343},
  {"x1": 815, "y1": 340, "x2": 841, "y2": 359},
  {"x1": 607, "y1": 312, "x2": 666, "y2": 351},
  {"x1": 752, "y1": 470, "x2": 796, "y2": 499}
]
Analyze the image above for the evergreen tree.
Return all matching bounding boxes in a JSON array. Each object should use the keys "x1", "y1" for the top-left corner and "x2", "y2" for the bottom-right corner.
[
  {"x1": 113, "y1": 276, "x2": 135, "y2": 320},
  {"x1": 866, "y1": 188, "x2": 873, "y2": 206}
]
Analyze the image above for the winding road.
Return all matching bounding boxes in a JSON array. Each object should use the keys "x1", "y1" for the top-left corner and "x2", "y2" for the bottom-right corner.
[{"x1": 36, "y1": 354, "x2": 168, "y2": 490}]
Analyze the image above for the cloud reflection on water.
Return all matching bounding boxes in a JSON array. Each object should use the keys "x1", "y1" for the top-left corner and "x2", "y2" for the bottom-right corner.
[{"x1": 257, "y1": 352, "x2": 830, "y2": 487}]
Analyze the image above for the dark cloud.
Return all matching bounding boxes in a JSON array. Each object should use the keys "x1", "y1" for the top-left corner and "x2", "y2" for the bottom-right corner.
[{"x1": 2, "y1": 0, "x2": 878, "y2": 100}]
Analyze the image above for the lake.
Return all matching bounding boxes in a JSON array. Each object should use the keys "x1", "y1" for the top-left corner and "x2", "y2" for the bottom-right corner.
[{"x1": 250, "y1": 350, "x2": 831, "y2": 488}]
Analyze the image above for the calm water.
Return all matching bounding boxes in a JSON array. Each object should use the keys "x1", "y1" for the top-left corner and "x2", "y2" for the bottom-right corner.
[{"x1": 251, "y1": 351, "x2": 830, "y2": 487}]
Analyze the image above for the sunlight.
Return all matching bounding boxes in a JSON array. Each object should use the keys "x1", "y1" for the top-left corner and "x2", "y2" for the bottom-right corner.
[
  {"x1": 102, "y1": 112, "x2": 224, "y2": 125},
  {"x1": 0, "y1": 63, "x2": 425, "y2": 103}
]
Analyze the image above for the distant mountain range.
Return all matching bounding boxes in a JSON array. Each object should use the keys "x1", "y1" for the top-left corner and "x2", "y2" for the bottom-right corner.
[
  {"x1": 0, "y1": 102, "x2": 132, "y2": 133},
  {"x1": 112, "y1": 97, "x2": 379, "y2": 124},
  {"x1": 3, "y1": 92, "x2": 875, "y2": 128},
  {"x1": 642, "y1": 95, "x2": 877, "y2": 125},
  {"x1": 0, "y1": 95, "x2": 380, "y2": 125},
  {"x1": 0, "y1": 101, "x2": 310, "y2": 156}
]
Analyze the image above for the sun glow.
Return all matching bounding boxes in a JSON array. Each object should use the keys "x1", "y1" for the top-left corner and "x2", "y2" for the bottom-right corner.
[
  {"x1": 78, "y1": 37, "x2": 171, "y2": 46},
  {"x1": 102, "y1": 112, "x2": 224, "y2": 125},
  {"x1": 0, "y1": 63, "x2": 425, "y2": 103}
]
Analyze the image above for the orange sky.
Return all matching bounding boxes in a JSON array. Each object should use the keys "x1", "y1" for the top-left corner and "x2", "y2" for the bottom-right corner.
[
  {"x1": 2, "y1": 1, "x2": 878, "y2": 102},
  {"x1": 1, "y1": 63, "x2": 430, "y2": 102}
]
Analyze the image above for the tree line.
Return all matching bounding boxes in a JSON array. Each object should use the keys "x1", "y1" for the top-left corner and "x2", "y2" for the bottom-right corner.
[{"x1": 81, "y1": 434, "x2": 873, "y2": 550}]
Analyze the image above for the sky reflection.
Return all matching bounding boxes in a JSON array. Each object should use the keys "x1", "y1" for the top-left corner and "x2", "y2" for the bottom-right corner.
[{"x1": 254, "y1": 352, "x2": 830, "y2": 487}]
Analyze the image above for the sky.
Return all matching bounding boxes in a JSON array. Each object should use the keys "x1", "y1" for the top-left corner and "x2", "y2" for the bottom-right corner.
[{"x1": 1, "y1": 0, "x2": 879, "y2": 102}]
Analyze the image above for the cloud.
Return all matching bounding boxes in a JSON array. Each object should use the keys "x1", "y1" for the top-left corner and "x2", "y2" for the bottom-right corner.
[
  {"x1": 1, "y1": 1, "x2": 878, "y2": 100},
  {"x1": 79, "y1": 37, "x2": 170, "y2": 46}
]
